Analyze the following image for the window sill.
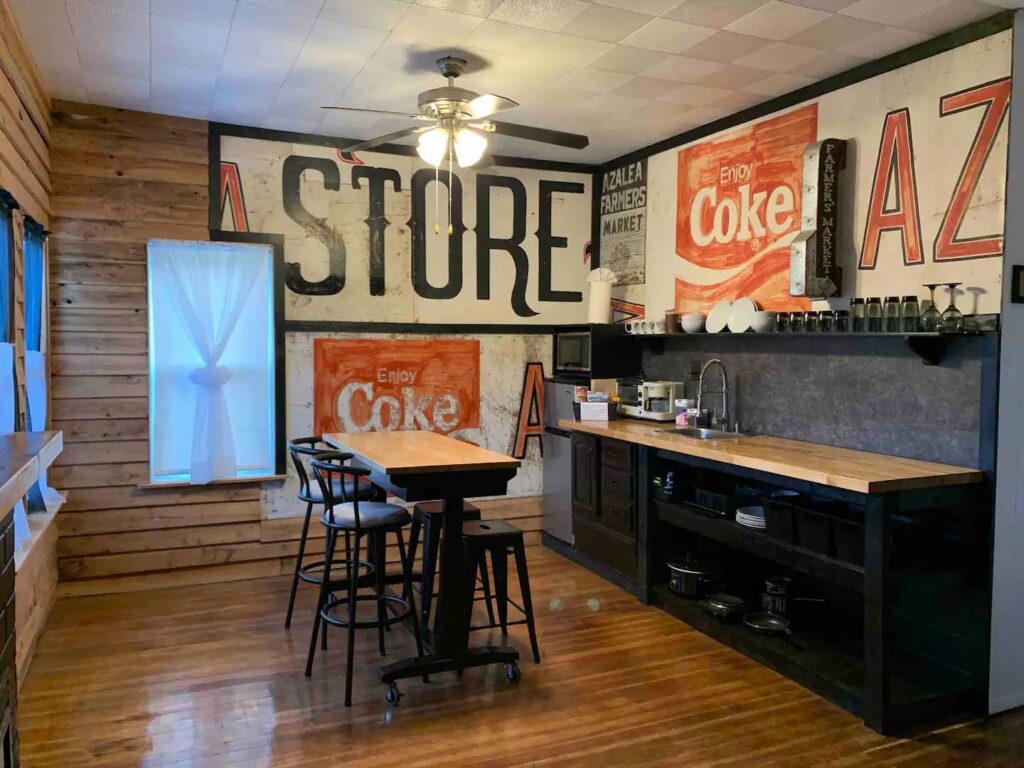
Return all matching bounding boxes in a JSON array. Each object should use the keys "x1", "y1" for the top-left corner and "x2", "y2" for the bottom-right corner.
[{"x1": 137, "y1": 474, "x2": 286, "y2": 490}]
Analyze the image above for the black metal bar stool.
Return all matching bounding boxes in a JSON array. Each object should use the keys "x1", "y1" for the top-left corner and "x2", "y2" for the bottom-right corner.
[
  {"x1": 305, "y1": 453, "x2": 424, "y2": 707},
  {"x1": 407, "y1": 500, "x2": 495, "y2": 632},
  {"x1": 284, "y1": 437, "x2": 380, "y2": 629},
  {"x1": 463, "y1": 520, "x2": 541, "y2": 664}
]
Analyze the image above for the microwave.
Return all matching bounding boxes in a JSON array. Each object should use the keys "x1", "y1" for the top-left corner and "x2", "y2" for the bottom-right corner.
[
  {"x1": 552, "y1": 325, "x2": 642, "y2": 381},
  {"x1": 554, "y1": 331, "x2": 591, "y2": 376}
]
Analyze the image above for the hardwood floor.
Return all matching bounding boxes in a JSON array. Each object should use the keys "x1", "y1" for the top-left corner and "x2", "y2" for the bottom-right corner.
[{"x1": 17, "y1": 546, "x2": 1024, "y2": 767}]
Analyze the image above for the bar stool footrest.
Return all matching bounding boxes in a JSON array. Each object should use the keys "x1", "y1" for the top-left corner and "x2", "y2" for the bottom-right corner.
[
  {"x1": 297, "y1": 558, "x2": 375, "y2": 587},
  {"x1": 321, "y1": 593, "x2": 413, "y2": 631}
]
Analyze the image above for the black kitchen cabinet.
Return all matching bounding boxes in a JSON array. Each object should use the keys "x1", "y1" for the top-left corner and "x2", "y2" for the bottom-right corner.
[{"x1": 572, "y1": 433, "x2": 637, "y2": 578}]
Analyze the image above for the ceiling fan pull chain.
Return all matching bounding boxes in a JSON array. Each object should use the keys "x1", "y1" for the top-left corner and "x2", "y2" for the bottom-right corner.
[
  {"x1": 447, "y1": 133, "x2": 454, "y2": 235},
  {"x1": 434, "y1": 162, "x2": 440, "y2": 235}
]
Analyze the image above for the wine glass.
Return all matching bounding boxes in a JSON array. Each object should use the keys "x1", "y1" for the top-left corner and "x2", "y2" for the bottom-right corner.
[
  {"x1": 920, "y1": 284, "x2": 942, "y2": 332},
  {"x1": 941, "y1": 282, "x2": 964, "y2": 332}
]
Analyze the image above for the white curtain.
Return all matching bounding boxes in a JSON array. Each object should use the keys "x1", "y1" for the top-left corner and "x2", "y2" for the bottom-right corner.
[
  {"x1": 0, "y1": 343, "x2": 28, "y2": 548},
  {"x1": 149, "y1": 245, "x2": 261, "y2": 484},
  {"x1": 26, "y1": 350, "x2": 63, "y2": 510}
]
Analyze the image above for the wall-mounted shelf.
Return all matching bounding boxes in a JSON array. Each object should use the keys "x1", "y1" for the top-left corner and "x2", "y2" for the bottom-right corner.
[{"x1": 626, "y1": 330, "x2": 987, "y2": 366}]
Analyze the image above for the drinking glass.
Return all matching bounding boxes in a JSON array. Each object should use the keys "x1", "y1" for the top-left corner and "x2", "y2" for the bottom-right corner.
[
  {"x1": 790, "y1": 311, "x2": 805, "y2": 333},
  {"x1": 850, "y1": 298, "x2": 865, "y2": 332},
  {"x1": 835, "y1": 310, "x2": 850, "y2": 332},
  {"x1": 804, "y1": 311, "x2": 818, "y2": 332},
  {"x1": 901, "y1": 295, "x2": 920, "y2": 333},
  {"x1": 883, "y1": 296, "x2": 901, "y2": 332},
  {"x1": 777, "y1": 312, "x2": 790, "y2": 333},
  {"x1": 941, "y1": 282, "x2": 964, "y2": 332},
  {"x1": 819, "y1": 310, "x2": 835, "y2": 333},
  {"x1": 920, "y1": 284, "x2": 942, "y2": 332},
  {"x1": 865, "y1": 298, "x2": 882, "y2": 332}
]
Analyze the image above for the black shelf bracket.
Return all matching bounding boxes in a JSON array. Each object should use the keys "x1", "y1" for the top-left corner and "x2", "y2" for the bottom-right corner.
[{"x1": 904, "y1": 334, "x2": 954, "y2": 366}]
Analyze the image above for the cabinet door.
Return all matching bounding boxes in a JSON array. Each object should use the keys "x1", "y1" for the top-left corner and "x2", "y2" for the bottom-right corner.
[{"x1": 571, "y1": 432, "x2": 599, "y2": 520}]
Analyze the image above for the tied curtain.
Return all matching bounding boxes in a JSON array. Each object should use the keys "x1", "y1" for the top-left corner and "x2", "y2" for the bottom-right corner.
[{"x1": 150, "y1": 244, "x2": 261, "y2": 484}]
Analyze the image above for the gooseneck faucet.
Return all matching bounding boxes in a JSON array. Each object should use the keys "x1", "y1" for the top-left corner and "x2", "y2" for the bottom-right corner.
[{"x1": 697, "y1": 359, "x2": 729, "y2": 429}]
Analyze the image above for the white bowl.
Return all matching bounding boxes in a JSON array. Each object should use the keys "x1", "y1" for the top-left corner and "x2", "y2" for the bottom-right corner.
[
  {"x1": 681, "y1": 312, "x2": 706, "y2": 333},
  {"x1": 706, "y1": 300, "x2": 733, "y2": 333},
  {"x1": 751, "y1": 311, "x2": 777, "y2": 333},
  {"x1": 728, "y1": 297, "x2": 759, "y2": 333}
]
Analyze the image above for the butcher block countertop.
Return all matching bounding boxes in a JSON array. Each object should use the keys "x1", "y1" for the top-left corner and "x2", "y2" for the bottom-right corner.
[
  {"x1": 0, "y1": 431, "x2": 63, "y2": 513},
  {"x1": 560, "y1": 419, "x2": 982, "y2": 495}
]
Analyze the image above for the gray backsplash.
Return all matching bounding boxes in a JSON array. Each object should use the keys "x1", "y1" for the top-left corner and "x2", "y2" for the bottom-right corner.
[{"x1": 639, "y1": 334, "x2": 996, "y2": 469}]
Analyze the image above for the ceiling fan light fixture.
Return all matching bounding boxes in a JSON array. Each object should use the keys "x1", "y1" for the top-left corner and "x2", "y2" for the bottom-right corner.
[
  {"x1": 454, "y1": 127, "x2": 487, "y2": 168},
  {"x1": 417, "y1": 126, "x2": 449, "y2": 167}
]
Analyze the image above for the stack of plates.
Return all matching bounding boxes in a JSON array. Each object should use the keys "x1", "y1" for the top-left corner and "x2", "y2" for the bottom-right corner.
[{"x1": 735, "y1": 506, "x2": 766, "y2": 530}]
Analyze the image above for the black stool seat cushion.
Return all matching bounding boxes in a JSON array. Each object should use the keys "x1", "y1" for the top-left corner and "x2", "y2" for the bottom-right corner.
[
  {"x1": 323, "y1": 502, "x2": 410, "y2": 529},
  {"x1": 304, "y1": 478, "x2": 377, "y2": 504},
  {"x1": 413, "y1": 500, "x2": 481, "y2": 521},
  {"x1": 462, "y1": 519, "x2": 522, "y2": 540}
]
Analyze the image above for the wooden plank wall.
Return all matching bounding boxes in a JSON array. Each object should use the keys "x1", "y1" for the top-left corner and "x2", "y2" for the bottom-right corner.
[{"x1": 46, "y1": 100, "x2": 543, "y2": 595}]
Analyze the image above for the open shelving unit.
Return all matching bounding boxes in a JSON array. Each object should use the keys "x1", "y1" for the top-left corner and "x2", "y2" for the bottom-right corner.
[
  {"x1": 652, "y1": 499, "x2": 864, "y2": 593},
  {"x1": 626, "y1": 329, "x2": 988, "y2": 365}
]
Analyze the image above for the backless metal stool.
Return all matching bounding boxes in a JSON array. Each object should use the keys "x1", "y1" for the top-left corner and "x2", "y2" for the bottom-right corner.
[
  {"x1": 284, "y1": 437, "x2": 380, "y2": 629},
  {"x1": 463, "y1": 519, "x2": 541, "y2": 666},
  {"x1": 305, "y1": 453, "x2": 424, "y2": 707}
]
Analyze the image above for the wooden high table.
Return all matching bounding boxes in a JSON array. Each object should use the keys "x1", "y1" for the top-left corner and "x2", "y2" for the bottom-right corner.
[{"x1": 323, "y1": 431, "x2": 522, "y2": 690}]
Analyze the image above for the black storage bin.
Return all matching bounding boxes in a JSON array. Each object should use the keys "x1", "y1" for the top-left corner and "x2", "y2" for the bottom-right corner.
[
  {"x1": 762, "y1": 490, "x2": 803, "y2": 543},
  {"x1": 833, "y1": 515, "x2": 865, "y2": 566}
]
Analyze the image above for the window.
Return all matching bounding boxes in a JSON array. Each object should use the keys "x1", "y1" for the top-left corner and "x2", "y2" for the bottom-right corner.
[
  {"x1": 0, "y1": 198, "x2": 11, "y2": 345},
  {"x1": 23, "y1": 219, "x2": 44, "y2": 353},
  {"x1": 147, "y1": 239, "x2": 278, "y2": 485}
]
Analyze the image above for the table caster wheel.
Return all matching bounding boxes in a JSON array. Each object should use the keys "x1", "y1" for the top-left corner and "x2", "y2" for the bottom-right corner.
[
  {"x1": 385, "y1": 683, "x2": 402, "y2": 705},
  {"x1": 505, "y1": 661, "x2": 521, "y2": 683}
]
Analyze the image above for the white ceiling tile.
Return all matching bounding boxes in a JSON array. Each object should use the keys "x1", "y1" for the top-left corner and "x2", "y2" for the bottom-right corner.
[
  {"x1": 544, "y1": 33, "x2": 614, "y2": 67},
  {"x1": 152, "y1": 63, "x2": 218, "y2": 92},
  {"x1": 84, "y1": 71, "x2": 150, "y2": 100},
  {"x1": 151, "y1": 15, "x2": 230, "y2": 69},
  {"x1": 555, "y1": 68, "x2": 634, "y2": 92},
  {"x1": 682, "y1": 104, "x2": 732, "y2": 123},
  {"x1": 611, "y1": 75, "x2": 684, "y2": 99},
  {"x1": 151, "y1": 0, "x2": 237, "y2": 26},
  {"x1": 319, "y1": 0, "x2": 411, "y2": 30},
  {"x1": 666, "y1": 0, "x2": 772, "y2": 27},
  {"x1": 150, "y1": 81, "x2": 215, "y2": 104},
  {"x1": 414, "y1": 0, "x2": 503, "y2": 16},
  {"x1": 742, "y1": 70, "x2": 814, "y2": 95},
  {"x1": 840, "y1": 0, "x2": 960, "y2": 26},
  {"x1": 839, "y1": 25, "x2": 928, "y2": 59},
  {"x1": 563, "y1": 4, "x2": 653, "y2": 43},
  {"x1": 799, "y1": 49, "x2": 867, "y2": 78},
  {"x1": 677, "y1": 30, "x2": 770, "y2": 62},
  {"x1": 590, "y1": 45, "x2": 668, "y2": 74},
  {"x1": 466, "y1": 18, "x2": 551, "y2": 54},
  {"x1": 656, "y1": 82, "x2": 732, "y2": 105},
  {"x1": 787, "y1": 13, "x2": 883, "y2": 48},
  {"x1": 37, "y1": 63, "x2": 85, "y2": 96},
  {"x1": 10, "y1": 0, "x2": 76, "y2": 48},
  {"x1": 735, "y1": 41, "x2": 823, "y2": 72},
  {"x1": 66, "y1": 0, "x2": 149, "y2": 60},
  {"x1": 726, "y1": 1, "x2": 831, "y2": 40},
  {"x1": 220, "y1": 3, "x2": 316, "y2": 81},
  {"x1": 246, "y1": 0, "x2": 325, "y2": 14},
  {"x1": 490, "y1": 0, "x2": 588, "y2": 30},
  {"x1": 263, "y1": 113, "x2": 320, "y2": 133},
  {"x1": 78, "y1": 50, "x2": 148, "y2": 79},
  {"x1": 391, "y1": 4, "x2": 484, "y2": 43},
  {"x1": 698, "y1": 64, "x2": 772, "y2": 89},
  {"x1": 901, "y1": 0, "x2": 999, "y2": 35},
  {"x1": 786, "y1": 0, "x2": 858, "y2": 10},
  {"x1": 983, "y1": 0, "x2": 1024, "y2": 7},
  {"x1": 285, "y1": 18, "x2": 386, "y2": 92},
  {"x1": 710, "y1": 90, "x2": 764, "y2": 112},
  {"x1": 623, "y1": 17, "x2": 715, "y2": 53},
  {"x1": 641, "y1": 54, "x2": 724, "y2": 82},
  {"x1": 592, "y1": 0, "x2": 685, "y2": 15}
]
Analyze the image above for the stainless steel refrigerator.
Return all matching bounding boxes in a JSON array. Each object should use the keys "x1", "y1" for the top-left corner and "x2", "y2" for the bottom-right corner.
[{"x1": 542, "y1": 379, "x2": 577, "y2": 546}]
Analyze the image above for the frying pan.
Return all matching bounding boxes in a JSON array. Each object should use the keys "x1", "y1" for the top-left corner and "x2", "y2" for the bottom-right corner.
[{"x1": 744, "y1": 611, "x2": 794, "y2": 637}]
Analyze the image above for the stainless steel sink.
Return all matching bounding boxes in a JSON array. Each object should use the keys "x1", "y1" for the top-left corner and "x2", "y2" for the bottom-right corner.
[{"x1": 660, "y1": 426, "x2": 744, "y2": 440}]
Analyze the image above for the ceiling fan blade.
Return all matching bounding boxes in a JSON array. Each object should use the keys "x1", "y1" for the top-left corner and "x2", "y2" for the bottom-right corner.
[
  {"x1": 321, "y1": 106, "x2": 432, "y2": 120},
  {"x1": 477, "y1": 120, "x2": 589, "y2": 150},
  {"x1": 341, "y1": 126, "x2": 430, "y2": 154},
  {"x1": 467, "y1": 93, "x2": 518, "y2": 120}
]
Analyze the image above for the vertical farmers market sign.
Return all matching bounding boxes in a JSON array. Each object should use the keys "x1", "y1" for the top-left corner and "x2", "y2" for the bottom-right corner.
[
  {"x1": 313, "y1": 339, "x2": 480, "y2": 436},
  {"x1": 600, "y1": 159, "x2": 647, "y2": 286}
]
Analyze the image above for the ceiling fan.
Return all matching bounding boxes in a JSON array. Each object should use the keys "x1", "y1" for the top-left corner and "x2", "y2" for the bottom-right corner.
[{"x1": 322, "y1": 55, "x2": 589, "y2": 168}]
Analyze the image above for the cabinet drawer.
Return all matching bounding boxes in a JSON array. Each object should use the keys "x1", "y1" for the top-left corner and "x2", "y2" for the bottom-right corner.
[
  {"x1": 574, "y1": 516, "x2": 636, "y2": 577},
  {"x1": 601, "y1": 439, "x2": 633, "y2": 471},
  {"x1": 601, "y1": 466, "x2": 633, "y2": 505},
  {"x1": 601, "y1": 498, "x2": 635, "y2": 537}
]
